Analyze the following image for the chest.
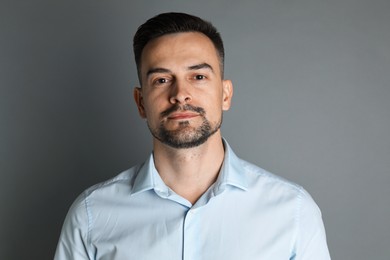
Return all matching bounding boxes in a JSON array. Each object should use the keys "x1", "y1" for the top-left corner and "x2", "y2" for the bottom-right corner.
[{"x1": 90, "y1": 191, "x2": 296, "y2": 260}]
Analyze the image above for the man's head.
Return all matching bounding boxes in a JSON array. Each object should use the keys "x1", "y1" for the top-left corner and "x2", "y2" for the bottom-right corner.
[
  {"x1": 133, "y1": 12, "x2": 225, "y2": 85},
  {"x1": 133, "y1": 13, "x2": 232, "y2": 149}
]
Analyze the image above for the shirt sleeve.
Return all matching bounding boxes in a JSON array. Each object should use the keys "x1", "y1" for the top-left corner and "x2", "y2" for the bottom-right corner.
[
  {"x1": 292, "y1": 188, "x2": 331, "y2": 260},
  {"x1": 54, "y1": 192, "x2": 93, "y2": 260}
]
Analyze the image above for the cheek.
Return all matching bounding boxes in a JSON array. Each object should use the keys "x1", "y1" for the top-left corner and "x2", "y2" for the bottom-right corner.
[
  {"x1": 141, "y1": 101, "x2": 157, "y2": 119},
  {"x1": 143, "y1": 98, "x2": 167, "y2": 119},
  {"x1": 205, "y1": 103, "x2": 223, "y2": 120}
]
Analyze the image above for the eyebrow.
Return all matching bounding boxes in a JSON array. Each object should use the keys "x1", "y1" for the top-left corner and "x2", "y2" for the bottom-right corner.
[
  {"x1": 146, "y1": 63, "x2": 215, "y2": 79},
  {"x1": 146, "y1": 68, "x2": 172, "y2": 78},
  {"x1": 188, "y1": 63, "x2": 214, "y2": 73}
]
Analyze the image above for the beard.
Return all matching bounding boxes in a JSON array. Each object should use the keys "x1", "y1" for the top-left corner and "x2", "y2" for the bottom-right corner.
[{"x1": 147, "y1": 104, "x2": 222, "y2": 149}]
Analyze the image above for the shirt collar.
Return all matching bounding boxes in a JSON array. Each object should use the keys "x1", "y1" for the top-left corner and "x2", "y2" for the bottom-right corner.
[
  {"x1": 131, "y1": 138, "x2": 249, "y2": 196},
  {"x1": 212, "y1": 139, "x2": 249, "y2": 193},
  {"x1": 131, "y1": 153, "x2": 168, "y2": 196}
]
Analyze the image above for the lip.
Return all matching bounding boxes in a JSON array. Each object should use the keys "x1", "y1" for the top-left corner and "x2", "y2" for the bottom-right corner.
[{"x1": 167, "y1": 112, "x2": 199, "y2": 120}]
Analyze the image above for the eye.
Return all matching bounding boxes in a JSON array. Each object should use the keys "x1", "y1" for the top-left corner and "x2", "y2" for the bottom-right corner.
[
  {"x1": 194, "y1": 74, "x2": 206, "y2": 80},
  {"x1": 157, "y1": 78, "x2": 167, "y2": 84},
  {"x1": 153, "y1": 77, "x2": 170, "y2": 86}
]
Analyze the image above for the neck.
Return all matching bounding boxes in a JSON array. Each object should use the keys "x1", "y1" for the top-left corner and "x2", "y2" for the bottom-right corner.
[{"x1": 153, "y1": 132, "x2": 225, "y2": 204}]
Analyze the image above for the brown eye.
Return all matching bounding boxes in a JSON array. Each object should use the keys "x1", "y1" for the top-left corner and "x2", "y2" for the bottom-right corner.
[
  {"x1": 194, "y1": 75, "x2": 205, "y2": 80},
  {"x1": 153, "y1": 77, "x2": 169, "y2": 86}
]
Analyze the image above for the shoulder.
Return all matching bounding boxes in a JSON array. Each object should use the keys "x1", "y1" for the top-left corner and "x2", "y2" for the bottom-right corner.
[
  {"x1": 84, "y1": 164, "x2": 142, "y2": 198},
  {"x1": 66, "y1": 163, "x2": 143, "y2": 218},
  {"x1": 237, "y1": 157, "x2": 322, "y2": 213},
  {"x1": 241, "y1": 157, "x2": 322, "y2": 214},
  {"x1": 239, "y1": 158, "x2": 304, "y2": 195}
]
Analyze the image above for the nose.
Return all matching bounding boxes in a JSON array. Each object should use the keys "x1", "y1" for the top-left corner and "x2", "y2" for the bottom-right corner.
[{"x1": 169, "y1": 80, "x2": 192, "y2": 104}]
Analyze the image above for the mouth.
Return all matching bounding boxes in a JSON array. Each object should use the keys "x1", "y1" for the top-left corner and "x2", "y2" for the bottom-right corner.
[
  {"x1": 167, "y1": 112, "x2": 199, "y2": 120},
  {"x1": 161, "y1": 104, "x2": 205, "y2": 122}
]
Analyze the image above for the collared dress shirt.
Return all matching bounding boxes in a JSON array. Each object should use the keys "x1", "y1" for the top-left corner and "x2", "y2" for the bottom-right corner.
[{"x1": 54, "y1": 140, "x2": 331, "y2": 260}]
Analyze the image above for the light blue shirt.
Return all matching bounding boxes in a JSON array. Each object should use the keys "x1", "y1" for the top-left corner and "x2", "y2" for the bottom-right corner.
[{"x1": 54, "y1": 140, "x2": 330, "y2": 260}]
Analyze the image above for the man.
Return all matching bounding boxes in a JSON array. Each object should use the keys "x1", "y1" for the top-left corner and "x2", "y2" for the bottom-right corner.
[{"x1": 55, "y1": 12, "x2": 330, "y2": 259}]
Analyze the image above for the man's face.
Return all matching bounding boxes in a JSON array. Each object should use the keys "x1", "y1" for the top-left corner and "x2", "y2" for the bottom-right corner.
[{"x1": 134, "y1": 32, "x2": 233, "y2": 149}]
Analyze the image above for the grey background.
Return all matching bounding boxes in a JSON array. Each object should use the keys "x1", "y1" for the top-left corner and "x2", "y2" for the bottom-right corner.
[{"x1": 1, "y1": 0, "x2": 389, "y2": 259}]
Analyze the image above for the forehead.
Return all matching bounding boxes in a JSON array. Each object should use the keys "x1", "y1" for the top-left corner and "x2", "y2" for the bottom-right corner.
[{"x1": 140, "y1": 32, "x2": 221, "y2": 74}]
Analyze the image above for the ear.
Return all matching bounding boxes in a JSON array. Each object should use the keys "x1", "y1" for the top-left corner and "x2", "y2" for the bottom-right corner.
[
  {"x1": 133, "y1": 87, "x2": 146, "y2": 118},
  {"x1": 222, "y1": 79, "x2": 233, "y2": 111}
]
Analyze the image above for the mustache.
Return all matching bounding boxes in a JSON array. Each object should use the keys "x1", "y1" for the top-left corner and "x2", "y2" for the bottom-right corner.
[{"x1": 161, "y1": 104, "x2": 206, "y2": 118}]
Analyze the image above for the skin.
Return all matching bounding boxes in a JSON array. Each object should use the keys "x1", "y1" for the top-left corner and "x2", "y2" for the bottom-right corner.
[{"x1": 134, "y1": 32, "x2": 233, "y2": 204}]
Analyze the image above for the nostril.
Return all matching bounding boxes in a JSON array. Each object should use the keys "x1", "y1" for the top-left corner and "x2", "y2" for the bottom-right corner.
[{"x1": 169, "y1": 91, "x2": 192, "y2": 104}]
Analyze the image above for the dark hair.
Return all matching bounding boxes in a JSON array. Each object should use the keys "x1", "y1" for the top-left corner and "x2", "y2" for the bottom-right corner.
[{"x1": 133, "y1": 12, "x2": 225, "y2": 84}]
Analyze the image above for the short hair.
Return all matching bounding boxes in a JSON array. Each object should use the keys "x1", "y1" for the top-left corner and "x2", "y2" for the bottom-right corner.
[{"x1": 133, "y1": 12, "x2": 225, "y2": 84}]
